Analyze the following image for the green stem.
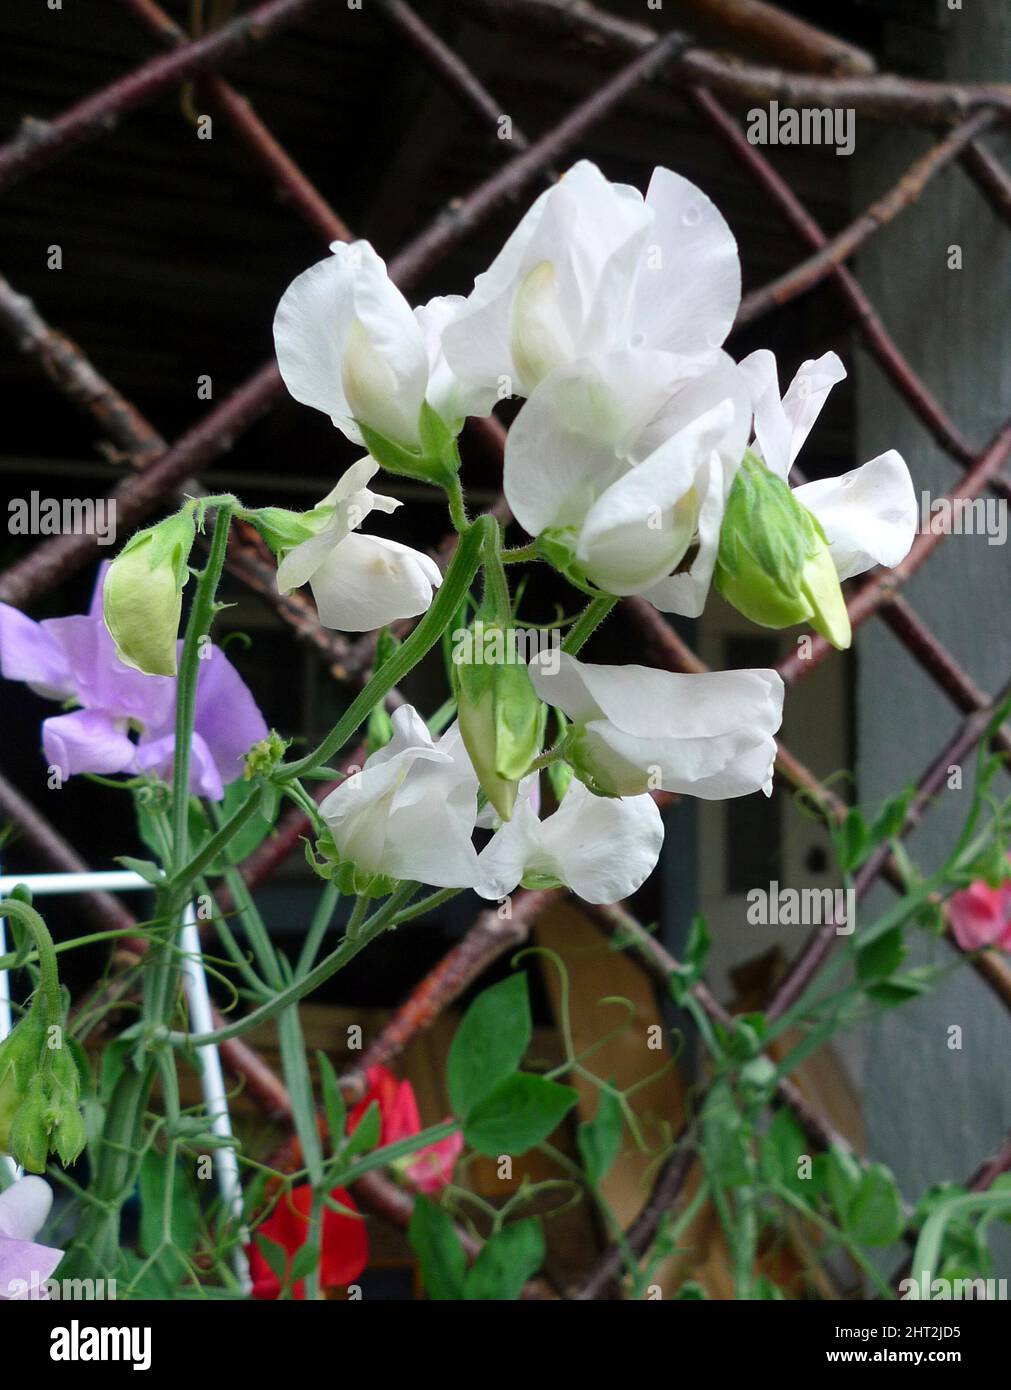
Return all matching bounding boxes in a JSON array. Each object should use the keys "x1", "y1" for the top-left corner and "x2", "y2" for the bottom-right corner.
[
  {"x1": 167, "y1": 794, "x2": 261, "y2": 894},
  {"x1": 172, "y1": 503, "x2": 233, "y2": 877},
  {"x1": 0, "y1": 898, "x2": 61, "y2": 1022},
  {"x1": 296, "y1": 882, "x2": 341, "y2": 976},
  {"x1": 562, "y1": 595, "x2": 618, "y2": 656},
  {"x1": 482, "y1": 520, "x2": 513, "y2": 627},
  {"x1": 909, "y1": 1190, "x2": 1011, "y2": 1293},
  {"x1": 447, "y1": 477, "x2": 468, "y2": 533},
  {"x1": 205, "y1": 801, "x2": 283, "y2": 990},
  {"x1": 345, "y1": 895, "x2": 370, "y2": 941},
  {"x1": 501, "y1": 542, "x2": 539, "y2": 565},
  {"x1": 332, "y1": 1120, "x2": 459, "y2": 1187},
  {"x1": 280, "y1": 517, "x2": 491, "y2": 781}
]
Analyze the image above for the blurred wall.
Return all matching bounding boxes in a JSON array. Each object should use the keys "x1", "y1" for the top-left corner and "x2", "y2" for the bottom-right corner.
[{"x1": 855, "y1": 0, "x2": 1011, "y2": 1232}]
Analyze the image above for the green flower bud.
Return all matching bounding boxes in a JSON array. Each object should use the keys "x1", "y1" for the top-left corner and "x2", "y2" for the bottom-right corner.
[
  {"x1": 714, "y1": 452, "x2": 851, "y2": 650},
  {"x1": 0, "y1": 1002, "x2": 48, "y2": 1155},
  {"x1": 454, "y1": 621, "x2": 547, "y2": 821},
  {"x1": 9, "y1": 1075, "x2": 50, "y2": 1175},
  {"x1": 0, "y1": 994, "x2": 86, "y2": 1171},
  {"x1": 103, "y1": 509, "x2": 197, "y2": 676},
  {"x1": 51, "y1": 1099, "x2": 87, "y2": 1169},
  {"x1": 244, "y1": 730, "x2": 289, "y2": 781}
]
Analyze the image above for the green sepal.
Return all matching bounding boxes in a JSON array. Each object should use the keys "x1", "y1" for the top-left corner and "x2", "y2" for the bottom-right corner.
[
  {"x1": 535, "y1": 528, "x2": 600, "y2": 597},
  {"x1": 358, "y1": 402, "x2": 460, "y2": 489}
]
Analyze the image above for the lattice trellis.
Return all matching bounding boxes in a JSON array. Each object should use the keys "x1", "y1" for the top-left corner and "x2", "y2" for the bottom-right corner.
[{"x1": 1, "y1": 0, "x2": 1010, "y2": 1298}]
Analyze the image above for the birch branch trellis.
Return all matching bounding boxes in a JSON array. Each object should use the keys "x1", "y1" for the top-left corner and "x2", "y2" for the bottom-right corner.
[{"x1": 0, "y1": 0, "x2": 1010, "y2": 1298}]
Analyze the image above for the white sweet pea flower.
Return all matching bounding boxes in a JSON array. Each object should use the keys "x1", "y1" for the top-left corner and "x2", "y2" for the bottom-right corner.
[
  {"x1": 273, "y1": 243, "x2": 483, "y2": 474},
  {"x1": 504, "y1": 349, "x2": 751, "y2": 606},
  {"x1": 319, "y1": 708, "x2": 480, "y2": 889},
  {"x1": 475, "y1": 777, "x2": 664, "y2": 904},
  {"x1": 740, "y1": 349, "x2": 917, "y2": 580},
  {"x1": 276, "y1": 458, "x2": 442, "y2": 632},
  {"x1": 442, "y1": 160, "x2": 741, "y2": 401},
  {"x1": 529, "y1": 652, "x2": 784, "y2": 799},
  {"x1": 274, "y1": 241, "x2": 428, "y2": 446}
]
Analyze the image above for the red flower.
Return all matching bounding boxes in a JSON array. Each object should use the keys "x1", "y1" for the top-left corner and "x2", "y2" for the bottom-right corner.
[
  {"x1": 248, "y1": 1065, "x2": 460, "y2": 1298},
  {"x1": 247, "y1": 1184, "x2": 367, "y2": 1300},
  {"x1": 349, "y1": 1064, "x2": 421, "y2": 1145}
]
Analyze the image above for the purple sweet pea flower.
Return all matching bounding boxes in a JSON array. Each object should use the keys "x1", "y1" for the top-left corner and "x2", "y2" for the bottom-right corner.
[
  {"x1": 0, "y1": 1176, "x2": 63, "y2": 1301},
  {"x1": 0, "y1": 566, "x2": 268, "y2": 799}
]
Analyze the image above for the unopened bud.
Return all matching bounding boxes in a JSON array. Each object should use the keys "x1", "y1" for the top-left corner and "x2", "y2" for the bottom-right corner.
[
  {"x1": 455, "y1": 622, "x2": 546, "y2": 820},
  {"x1": 103, "y1": 510, "x2": 196, "y2": 675},
  {"x1": 714, "y1": 453, "x2": 851, "y2": 650}
]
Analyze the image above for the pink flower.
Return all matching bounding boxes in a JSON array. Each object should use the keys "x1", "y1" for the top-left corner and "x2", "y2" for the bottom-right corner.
[
  {"x1": 404, "y1": 1132, "x2": 465, "y2": 1195},
  {"x1": 948, "y1": 858, "x2": 1011, "y2": 952},
  {"x1": 349, "y1": 1065, "x2": 460, "y2": 1194}
]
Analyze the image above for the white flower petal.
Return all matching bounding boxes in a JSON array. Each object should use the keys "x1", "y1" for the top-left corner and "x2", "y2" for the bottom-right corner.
[
  {"x1": 442, "y1": 161, "x2": 651, "y2": 399},
  {"x1": 631, "y1": 167, "x2": 741, "y2": 363},
  {"x1": 273, "y1": 245, "x2": 362, "y2": 437},
  {"x1": 475, "y1": 796, "x2": 543, "y2": 900},
  {"x1": 794, "y1": 449, "x2": 917, "y2": 580},
  {"x1": 274, "y1": 241, "x2": 430, "y2": 446},
  {"x1": 504, "y1": 351, "x2": 684, "y2": 538},
  {"x1": 537, "y1": 781, "x2": 664, "y2": 903},
  {"x1": 383, "y1": 718, "x2": 481, "y2": 888},
  {"x1": 319, "y1": 706, "x2": 450, "y2": 876},
  {"x1": 0, "y1": 1177, "x2": 53, "y2": 1241},
  {"x1": 276, "y1": 513, "x2": 352, "y2": 595},
  {"x1": 277, "y1": 460, "x2": 404, "y2": 595},
  {"x1": 741, "y1": 349, "x2": 845, "y2": 479},
  {"x1": 530, "y1": 654, "x2": 783, "y2": 798},
  {"x1": 309, "y1": 533, "x2": 442, "y2": 632},
  {"x1": 415, "y1": 294, "x2": 498, "y2": 425},
  {"x1": 577, "y1": 398, "x2": 734, "y2": 595},
  {"x1": 641, "y1": 448, "x2": 726, "y2": 617}
]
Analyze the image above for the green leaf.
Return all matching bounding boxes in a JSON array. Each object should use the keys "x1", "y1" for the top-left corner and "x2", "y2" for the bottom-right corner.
[
  {"x1": 846, "y1": 1163, "x2": 905, "y2": 1247},
  {"x1": 674, "y1": 1280, "x2": 707, "y2": 1299},
  {"x1": 316, "y1": 1051, "x2": 346, "y2": 1155},
  {"x1": 823, "y1": 1147, "x2": 862, "y2": 1226},
  {"x1": 837, "y1": 809, "x2": 868, "y2": 875},
  {"x1": 856, "y1": 925, "x2": 907, "y2": 981},
  {"x1": 115, "y1": 856, "x2": 166, "y2": 887},
  {"x1": 138, "y1": 1150, "x2": 202, "y2": 1288},
  {"x1": 669, "y1": 914, "x2": 710, "y2": 1006},
  {"x1": 220, "y1": 778, "x2": 275, "y2": 864},
  {"x1": 99, "y1": 1038, "x2": 131, "y2": 1102},
  {"x1": 341, "y1": 1099, "x2": 381, "y2": 1162},
  {"x1": 865, "y1": 970, "x2": 936, "y2": 1008},
  {"x1": 408, "y1": 1195, "x2": 467, "y2": 1300},
  {"x1": 288, "y1": 1241, "x2": 320, "y2": 1286},
  {"x1": 464, "y1": 1220, "x2": 545, "y2": 1300},
  {"x1": 254, "y1": 1232, "x2": 289, "y2": 1286},
  {"x1": 868, "y1": 788, "x2": 914, "y2": 847},
  {"x1": 118, "y1": 1248, "x2": 177, "y2": 1300},
  {"x1": 761, "y1": 1109, "x2": 811, "y2": 1198},
  {"x1": 701, "y1": 1084, "x2": 754, "y2": 1188},
  {"x1": 463, "y1": 1073, "x2": 578, "y2": 1157},
  {"x1": 577, "y1": 1086, "x2": 624, "y2": 1187},
  {"x1": 447, "y1": 974, "x2": 531, "y2": 1121}
]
